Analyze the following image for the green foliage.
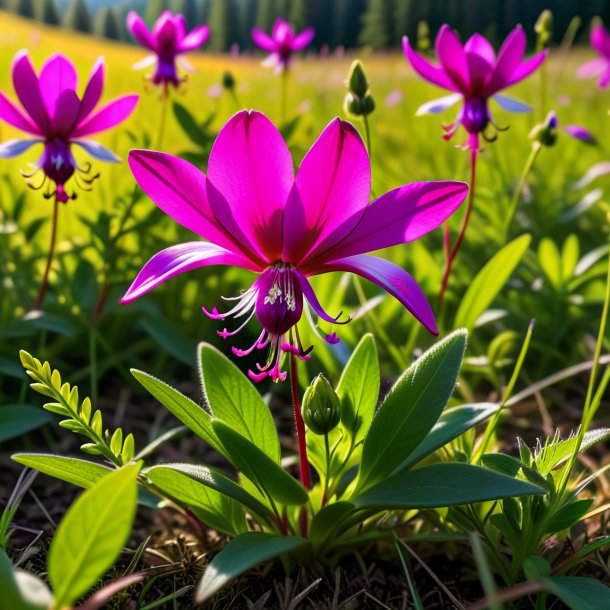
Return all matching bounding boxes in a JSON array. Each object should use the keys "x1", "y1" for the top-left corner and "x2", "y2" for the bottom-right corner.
[
  {"x1": 0, "y1": 405, "x2": 52, "y2": 443},
  {"x1": 35, "y1": 0, "x2": 60, "y2": 26},
  {"x1": 94, "y1": 6, "x2": 121, "y2": 41},
  {"x1": 63, "y1": 0, "x2": 92, "y2": 33}
]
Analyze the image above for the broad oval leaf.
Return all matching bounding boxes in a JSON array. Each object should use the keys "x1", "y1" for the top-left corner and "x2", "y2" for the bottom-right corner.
[
  {"x1": 542, "y1": 576, "x2": 610, "y2": 610},
  {"x1": 352, "y1": 463, "x2": 544, "y2": 510},
  {"x1": 48, "y1": 464, "x2": 140, "y2": 609},
  {"x1": 195, "y1": 532, "x2": 310, "y2": 604},
  {"x1": 199, "y1": 343, "x2": 280, "y2": 463},
  {"x1": 355, "y1": 330, "x2": 467, "y2": 494},
  {"x1": 0, "y1": 547, "x2": 53, "y2": 610},
  {"x1": 455, "y1": 234, "x2": 531, "y2": 329},
  {"x1": 308, "y1": 501, "x2": 356, "y2": 552},
  {"x1": 0, "y1": 405, "x2": 53, "y2": 443},
  {"x1": 213, "y1": 421, "x2": 308, "y2": 507}
]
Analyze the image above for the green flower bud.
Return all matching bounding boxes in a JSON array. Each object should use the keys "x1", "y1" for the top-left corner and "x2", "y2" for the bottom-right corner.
[
  {"x1": 529, "y1": 111, "x2": 558, "y2": 147},
  {"x1": 417, "y1": 21, "x2": 431, "y2": 53},
  {"x1": 362, "y1": 94, "x2": 375, "y2": 115},
  {"x1": 302, "y1": 374, "x2": 340, "y2": 436},
  {"x1": 222, "y1": 70, "x2": 235, "y2": 90},
  {"x1": 535, "y1": 10, "x2": 553, "y2": 49},
  {"x1": 347, "y1": 60, "x2": 369, "y2": 98}
]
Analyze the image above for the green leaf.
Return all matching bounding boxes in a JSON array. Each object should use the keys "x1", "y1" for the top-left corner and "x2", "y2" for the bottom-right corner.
[
  {"x1": 198, "y1": 343, "x2": 280, "y2": 463},
  {"x1": 455, "y1": 234, "x2": 531, "y2": 329},
  {"x1": 147, "y1": 464, "x2": 272, "y2": 533},
  {"x1": 11, "y1": 454, "x2": 111, "y2": 489},
  {"x1": 355, "y1": 330, "x2": 467, "y2": 493},
  {"x1": 212, "y1": 421, "x2": 308, "y2": 507},
  {"x1": 397, "y1": 403, "x2": 499, "y2": 472},
  {"x1": 352, "y1": 463, "x2": 544, "y2": 510},
  {"x1": 538, "y1": 237, "x2": 563, "y2": 290},
  {"x1": 536, "y1": 428, "x2": 610, "y2": 474},
  {"x1": 139, "y1": 316, "x2": 196, "y2": 365},
  {"x1": 308, "y1": 502, "x2": 356, "y2": 551},
  {"x1": 172, "y1": 101, "x2": 208, "y2": 148},
  {"x1": 543, "y1": 576, "x2": 610, "y2": 610},
  {"x1": 131, "y1": 370, "x2": 222, "y2": 454},
  {"x1": 48, "y1": 464, "x2": 140, "y2": 609},
  {"x1": 195, "y1": 532, "x2": 310, "y2": 603},
  {"x1": 0, "y1": 405, "x2": 53, "y2": 443},
  {"x1": 0, "y1": 549, "x2": 53, "y2": 610},
  {"x1": 544, "y1": 498, "x2": 594, "y2": 533}
]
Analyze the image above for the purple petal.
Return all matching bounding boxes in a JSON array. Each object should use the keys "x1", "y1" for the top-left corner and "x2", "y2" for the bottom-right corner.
[
  {"x1": 292, "y1": 28, "x2": 314, "y2": 51},
  {"x1": 51, "y1": 89, "x2": 80, "y2": 138},
  {"x1": 73, "y1": 139, "x2": 121, "y2": 162},
  {"x1": 128, "y1": 149, "x2": 261, "y2": 263},
  {"x1": 564, "y1": 125, "x2": 597, "y2": 145},
  {"x1": 435, "y1": 25, "x2": 470, "y2": 93},
  {"x1": 179, "y1": 25, "x2": 209, "y2": 52},
  {"x1": 402, "y1": 36, "x2": 457, "y2": 91},
  {"x1": 121, "y1": 242, "x2": 256, "y2": 303},
  {"x1": 12, "y1": 51, "x2": 49, "y2": 132},
  {"x1": 283, "y1": 118, "x2": 370, "y2": 265},
  {"x1": 293, "y1": 270, "x2": 347, "y2": 325},
  {"x1": 493, "y1": 94, "x2": 531, "y2": 113},
  {"x1": 577, "y1": 58, "x2": 607, "y2": 79},
  {"x1": 79, "y1": 57, "x2": 104, "y2": 123},
  {"x1": 313, "y1": 255, "x2": 438, "y2": 334},
  {"x1": 464, "y1": 33, "x2": 495, "y2": 93},
  {"x1": 72, "y1": 95, "x2": 138, "y2": 136},
  {"x1": 483, "y1": 26, "x2": 526, "y2": 95},
  {"x1": 591, "y1": 25, "x2": 610, "y2": 58},
  {"x1": 207, "y1": 110, "x2": 293, "y2": 262},
  {"x1": 126, "y1": 11, "x2": 155, "y2": 50},
  {"x1": 502, "y1": 50, "x2": 547, "y2": 88},
  {"x1": 302, "y1": 181, "x2": 468, "y2": 269},
  {"x1": 38, "y1": 54, "x2": 78, "y2": 118},
  {"x1": 0, "y1": 90, "x2": 41, "y2": 135},
  {"x1": 273, "y1": 18, "x2": 292, "y2": 42},
  {"x1": 154, "y1": 14, "x2": 179, "y2": 55},
  {"x1": 0, "y1": 138, "x2": 43, "y2": 158},
  {"x1": 252, "y1": 27, "x2": 276, "y2": 52},
  {"x1": 416, "y1": 93, "x2": 462, "y2": 115}
]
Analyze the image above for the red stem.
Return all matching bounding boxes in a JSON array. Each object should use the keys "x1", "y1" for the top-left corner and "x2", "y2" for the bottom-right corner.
[
  {"x1": 33, "y1": 198, "x2": 60, "y2": 311},
  {"x1": 289, "y1": 352, "x2": 311, "y2": 490},
  {"x1": 438, "y1": 148, "x2": 478, "y2": 304}
]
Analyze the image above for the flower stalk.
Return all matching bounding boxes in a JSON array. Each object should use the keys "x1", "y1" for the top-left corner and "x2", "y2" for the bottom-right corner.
[{"x1": 33, "y1": 197, "x2": 60, "y2": 310}]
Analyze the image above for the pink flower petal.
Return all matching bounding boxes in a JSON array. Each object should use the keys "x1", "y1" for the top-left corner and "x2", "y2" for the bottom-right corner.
[
  {"x1": 38, "y1": 54, "x2": 78, "y2": 118},
  {"x1": 302, "y1": 181, "x2": 468, "y2": 270},
  {"x1": 283, "y1": 118, "x2": 370, "y2": 265},
  {"x1": 121, "y1": 242, "x2": 257, "y2": 303},
  {"x1": 79, "y1": 57, "x2": 104, "y2": 123},
  {"x1": 51, "y1": 89, "x2": 81, "y2": 138},
  {"x1": 591, "y1": 25, "x2": 610, "y2": 58},
  {"x1": 435, "y1": 25, "x2": 470, "y2": 93},
  {"x1": 252, "y1": 27, "x2": 276, "y2": 52},
  {"x1": 179, "y1": 25, "x2": 209, "y2": 52},
  {"x1": 577, "y1": 57, "x2": 607, "y2": 79},
  {"x1": 483, "y1": 26, "x2": 526, "y2": 95},
  {"x1": 128, "y1": 149, "x2": 263, "y2": 265},
  {"x1": 207, "y1": 110, "x2": 293, "y2": 262},
  {"x1": 293, "y1": 270, "x2": 347, "y2": 325},
  {"x1": 314, "y1": 255, "x2": 438, "y2": 335},
  {"x1": 273, "y1": 18, "x2": 292, "y2": 42},
  {"x1": 502, "y1": 50, "x2": 547, "y2": 89},
  {"x1": 402, "y1": 37, "x2": 457, "y2": 91},
  {"x1": 292, "y1": 28, "x2": 314, "y2": 51},
  {"x1": 126, "y1": 11, "x2": 155, "y2": 50},
  {"x1": 0, "y1": 90, "x2": 41, "y2": 135},
  {"x1": 12, "y1": 51, "x2": 49, "y2": 132},
  {"x1": 72, "y1": 94, "x2": 138, "y2": 136},
  {"x1": 464, "y1": 33, "x2": 495, "y2": 94}
]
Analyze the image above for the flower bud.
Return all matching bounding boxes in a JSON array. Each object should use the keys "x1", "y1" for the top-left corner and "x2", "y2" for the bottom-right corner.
[
  {"x1": 301, "y1": 374, "x2": 340, "y2": 436},
  {"x1": 347, "y1": 60, "x2": 369, "y2": 98},
  {"x1": 222, "y1": 70, "x2": 236, "y2": 91},
  {"x1": 417, "y1": 21, "x2": 431, "y2": 53},
  {"x1": 535, "y1": 10, "x2": 553, "y2": 50},
  {"x1": 529, "y1": 111, "x2": 558, "y2": 147}
]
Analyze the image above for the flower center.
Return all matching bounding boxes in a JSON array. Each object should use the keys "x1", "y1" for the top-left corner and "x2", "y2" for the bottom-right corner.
[
  {"x1": 461, "y1": 97, "x2": 490, "y2": 134},
  {"x1": 41, "y1": 139, "x2": 75, "y2": 188}
]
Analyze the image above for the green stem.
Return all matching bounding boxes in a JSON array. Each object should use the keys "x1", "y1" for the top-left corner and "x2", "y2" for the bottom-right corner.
[
  {"x1": 155, "y1": 86, "x2": 170, "y2": 149},
  {"x1": 33, "y1": 198, "x2": 60, "y2": 311},
  {"x1": 322, "y1": 433, "x2": 331, "y2": 506},
  {"x1": 504, "y1": 142, "x2": 541, "y2": 239},
  {"x1": 89, "y1": 323, "x2": 98, "y2": 408},
  {"x1": 280, "y1": 69, "x2": 288, "y2": 126},
  {"x1": 230, "y1": 89, "x2": 242, "y2": 112},
  {"x1": 363, "y1": 114, "x2": 372, "y2": 158}
]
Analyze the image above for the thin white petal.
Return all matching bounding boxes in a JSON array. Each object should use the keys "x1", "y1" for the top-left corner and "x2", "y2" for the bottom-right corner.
[
  {"x1": 132, "y1": 55, "x2": 157, "y2": 71},
  {"x1": 0, "y1": 138, "x2": 43, "y2": 158},
  {"x1": 73, "y1": 139, "x2": 121, "y2": 163},
  {"x1": 494, "y1": 94, "x2": 531, "y2": 113},
  {"x1": 415, "y1": 93, "x2": 462, "y2": 116}
]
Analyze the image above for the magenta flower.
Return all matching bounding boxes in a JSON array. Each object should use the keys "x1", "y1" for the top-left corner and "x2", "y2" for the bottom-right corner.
[
  {"x1": 121, "y1": 111, "x2": 467, "y2": 382},
  {"x1": 403, "y1": 25, "x2": 546, "y2": 150},
  {"x1": 127, "y1": 11, "x2": 209, "y2": 88},
  {"x1": 578, "y1": 24, "x2": 610, "y2": 88},
  {"x1": 0, "y1": 52, "x2": 138, "y2": 203},
  {"x1": 252, "y1": 18, "x2": 314, "y2": 72}
]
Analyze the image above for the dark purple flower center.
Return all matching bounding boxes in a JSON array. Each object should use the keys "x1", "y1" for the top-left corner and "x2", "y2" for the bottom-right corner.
[
  {"x1": 41, "y1": 139, "x2": 75, "y2": 187},
  {"x1": 152, "y1": 57, "x2": 180, "y2": 86},
  {"x1": 255, "y1": 264, "x2": 303, "y2": 336},
  {"x1": 461, "y1": 97, "x2": 490, "y2": 134}
]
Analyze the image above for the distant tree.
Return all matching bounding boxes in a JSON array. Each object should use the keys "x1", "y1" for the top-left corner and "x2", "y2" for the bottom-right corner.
[
  {"x1": 13, "y1": 0, "x2": 35, "y2": 19},
  {"x1": 208, "y1": 0, "x2": 239, "y2": 51},
  {"x1": 200, "y1": 0, "x2": 211, "y2": 22},
  {"x1": 240, "y1": 0, "x2": 259, "y2": 47},
  {"x1": 395, "y1": 0, "x2": 420, "y2": 43},
  {"x1": 36, "y1": 0, "x2": 60, "y2": 26},
  {"x1": 63, "y1": 0, "x2": 92, "y2": 33},
  {"x1": 172, "y1": 0, "x2": 200, "y2": 29},
  {"x1": 94, "y1": 6, "x2": 120, "y2": 40},
  {"x1": 289, "y1": 0, "x2": 309, "y2": 31},
  {"x1": 146, "y1": 0, "x2": 169, "y2": 26},
  {"x1": 256, "y1": 0, "x2": 277, "y2": 34},
  {"x1": 333, "y1": 0, "x2": 365, "y2": 48},
  {"x1": 359, "y1": 0, "x2": 395, "y2": 48}
]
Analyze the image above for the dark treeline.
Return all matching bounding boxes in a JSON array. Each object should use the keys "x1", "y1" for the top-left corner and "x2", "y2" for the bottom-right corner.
[{"x1": 3, "y1": 0, "x2": 610, "y2": 50}]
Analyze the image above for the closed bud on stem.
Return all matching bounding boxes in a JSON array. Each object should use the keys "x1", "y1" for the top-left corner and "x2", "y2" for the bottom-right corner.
[
  {"x1": 529, "y1": 111, "x2": 558, "y2": 147},
  {"x1": 301, "y1": 373, "x2": 340, "y2": 435},
  {"x1": 222, "y1": 70, "x2": 236, "y2": 90},
  {"x1": 535, "y1": 10, "x2": 553, "y2": 50},
  {"x1": 417, "y1": 20, "x2": 431, "y2": 53},
  {"x1": 344, "y1": 60, "x2": 375, "y2": 118},
  {"x1": 347, "y1": 60, "x2": 369, "y2": 98}
]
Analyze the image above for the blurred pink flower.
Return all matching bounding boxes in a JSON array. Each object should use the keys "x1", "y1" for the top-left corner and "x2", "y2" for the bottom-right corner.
[
  {"x1": 252, "y1": 17, "x2": 314, "y2": 73},
  {"x1": 127, "y1": 11, "x2": 209, "y2": 88},
  {"x1": 122, "y1": 111, "x2": 467, "y2": 381},
  {"x1": 207, "y1": 83, "x2": 223, "y2": 99},
  {"x1": 578, "y1": 24, "x2": 610, "y2": 88},
  {"x1": 385, "y1": 89, "x2": 404, "y2": 107},
  {"x1": 404, "y1": 25, "x2": 546, "y2": 150},
  {"x1": 0, "y1": 52, "x2": 138, "y2": 202}
]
